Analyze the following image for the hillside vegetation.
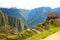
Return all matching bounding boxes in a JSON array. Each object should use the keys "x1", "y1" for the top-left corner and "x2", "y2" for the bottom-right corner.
[
  {"x1": 26, "y1": 23, "x2": 60, "y2": 40},
  {"x1": 0, "y1": 10, "x2": 39, "y2": 40}
]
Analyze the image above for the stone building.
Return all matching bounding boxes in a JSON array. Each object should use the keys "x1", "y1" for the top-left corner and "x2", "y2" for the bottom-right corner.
[
  {"x1": 46, "y1": 12, "x2": 59, "y2": 24},
  {"x1": 53, "y1": 19, "x2": 60, "y2": 26},
  {"x1": 46, "y1": 12, "x2": 59, "y2": 20}
]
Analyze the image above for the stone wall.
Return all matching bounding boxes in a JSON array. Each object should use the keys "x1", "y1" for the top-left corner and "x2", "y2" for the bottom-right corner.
[{"x1": 53, "y1": 19, "x2": 60, "y2": 26}]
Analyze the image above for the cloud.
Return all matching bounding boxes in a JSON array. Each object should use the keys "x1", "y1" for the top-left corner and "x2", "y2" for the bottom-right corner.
[{"x1": 0, "y1": 0, "x2": 60, "y2": 9}]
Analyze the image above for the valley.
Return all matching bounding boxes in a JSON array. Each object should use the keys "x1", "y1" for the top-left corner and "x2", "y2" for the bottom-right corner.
[{"x1": 0, "y1": 7, "x2": 60, "y2": 40}]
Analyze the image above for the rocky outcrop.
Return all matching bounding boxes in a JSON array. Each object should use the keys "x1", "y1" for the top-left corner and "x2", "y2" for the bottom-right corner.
[{"x1": 0, "y1": 10, "x2": 27, "y2": 35}]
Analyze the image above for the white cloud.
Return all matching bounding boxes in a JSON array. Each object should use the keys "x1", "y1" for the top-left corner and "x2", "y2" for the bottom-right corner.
[{"x1": 0, "y1": 0, "x2": 60, "y2": 9}]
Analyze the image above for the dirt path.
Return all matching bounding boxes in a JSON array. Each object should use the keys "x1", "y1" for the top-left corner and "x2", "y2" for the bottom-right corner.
[{"x1": 40, "y1": 31, "x2": 60, "y2": 40}]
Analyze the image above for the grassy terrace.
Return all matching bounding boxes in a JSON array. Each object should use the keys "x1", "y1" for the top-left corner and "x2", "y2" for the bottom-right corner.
[
  {"x1": 0, "y1": 24, "x2": 60, "y2": 40},
  {"x1": 0, "y1": 29, "x2": 37, "y2": 40},
  {"x1": 26, "y1": 24, "x2": 60, "y2": 40}
]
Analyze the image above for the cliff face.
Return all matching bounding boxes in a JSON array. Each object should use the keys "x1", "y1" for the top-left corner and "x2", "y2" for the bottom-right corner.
[{"x1": 0, "y1": 10, "x2": 26, "y2": 34}]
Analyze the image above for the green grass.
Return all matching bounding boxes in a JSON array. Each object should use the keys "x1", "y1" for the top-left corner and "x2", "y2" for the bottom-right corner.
[
  {"x1": 19, "y1": 29, "x2": 37, "y2": 39},
  {"x1": 26, "y1": 24, "x2": 60, "y2": 40},
  {"x1": 0, "y1": 34, "x2": 18, "y2": 40},
  {"x1": 20, "y1": 29, "x2": 36, "y2": 35},
  {"x1": 0, "y1": 33, "x2": 6, "y2": 40},
  {"x1": 0, "y1": 24, "x2": 60, "y2": 40},
  {"x1": 7, "y1": 35, "x2": 18, "y2": 39}
]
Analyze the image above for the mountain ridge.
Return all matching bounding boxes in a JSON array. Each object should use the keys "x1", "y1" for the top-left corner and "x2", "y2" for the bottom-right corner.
[{"x1": 0, "y1": 7, "x2": 60, "y2": 28}]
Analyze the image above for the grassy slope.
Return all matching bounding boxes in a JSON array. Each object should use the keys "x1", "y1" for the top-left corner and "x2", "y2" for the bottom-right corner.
[
  {"x1": 26, "y1": 24, "x2": 60, "y2": 40},
  {"x1": 0, "y1": 24, "x2": 60, "y2": 40}
]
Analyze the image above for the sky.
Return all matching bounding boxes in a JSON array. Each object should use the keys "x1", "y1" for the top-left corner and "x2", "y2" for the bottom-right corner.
[{"x1": 0, "y1": 0, "x2": 60, "y2": 10}]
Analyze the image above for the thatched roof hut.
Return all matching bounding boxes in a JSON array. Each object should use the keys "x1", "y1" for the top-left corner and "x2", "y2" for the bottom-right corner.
[{"x1": 46, "y1": 12, "x2": 59, "y2": 20}]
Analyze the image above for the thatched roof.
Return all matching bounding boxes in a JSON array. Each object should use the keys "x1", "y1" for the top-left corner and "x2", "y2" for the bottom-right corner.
[{"x1": 48, "y1": 12, "x2": 59, "y2": 17}]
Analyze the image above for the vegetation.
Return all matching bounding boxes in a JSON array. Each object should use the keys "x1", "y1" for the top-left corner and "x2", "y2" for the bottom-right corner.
[
  {"x1": 26, "y1": 24, "x2": 60, "y2": 40},
  {"x1": 0, "y1": 10, "x2": 38, "y2": 40},
  {"x1": 0, "y1": 10, "x2": 60, "y2": 40},
  {"x1": 0, "y1": 10, "x2": 28, "y2": 40}
]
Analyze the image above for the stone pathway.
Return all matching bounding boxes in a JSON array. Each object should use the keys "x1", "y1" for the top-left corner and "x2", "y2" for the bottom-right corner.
[{"x1": 40, "y1": 31, "x2": 60, "y2": 40}]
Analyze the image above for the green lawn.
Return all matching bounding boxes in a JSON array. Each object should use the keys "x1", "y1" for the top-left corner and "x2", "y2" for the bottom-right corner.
[{"x1": 26, "y1": 24, "x2": 60, "y2": 40}]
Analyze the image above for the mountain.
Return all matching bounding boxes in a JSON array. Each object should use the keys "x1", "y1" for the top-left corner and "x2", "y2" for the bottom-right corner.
[
  {"x1": 27, "y1": 7, "x2": 60, "y2": 28},
  {"x1": 0, "y1": 10, "x2": 28, "y2": 32},
  {"x1": 0, "y1": 8, "x2": 28, "y2": 25},
  {"x1": 0, "y1": 7, "x2": 60, "y2": 29},
  {"x1": 21, "y1": 9, "x2": 31, "y2": 16},
  {"x1": 27, "y1": 7, "x2": 52, "y2": 28},
  {"x1": 53, "y1": 8, "x2": 60, "y2": 15},
  {"x1": 0, "y1": 8, "x2": 20, "y2": 18}
]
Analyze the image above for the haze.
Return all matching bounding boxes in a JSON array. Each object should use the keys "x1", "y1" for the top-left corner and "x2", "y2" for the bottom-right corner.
[{"x1": 0, "y1": 0, "x2": 60, "y2": 10}]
